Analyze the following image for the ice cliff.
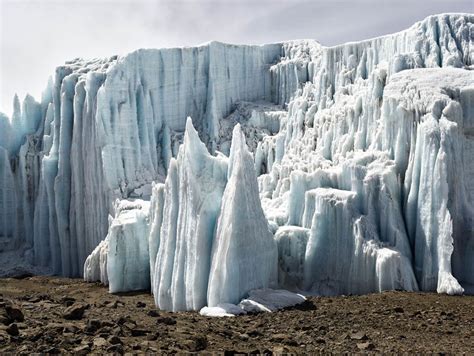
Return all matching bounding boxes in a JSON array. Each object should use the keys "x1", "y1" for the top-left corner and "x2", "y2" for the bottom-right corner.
[{"x1": 0, "y1": 14, "x2": 473, "y2": 308}]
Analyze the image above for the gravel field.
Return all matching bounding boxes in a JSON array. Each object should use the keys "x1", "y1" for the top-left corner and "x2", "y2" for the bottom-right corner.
[{"x1": 1, "y1": 276, "x2": 473, "y2": 354}]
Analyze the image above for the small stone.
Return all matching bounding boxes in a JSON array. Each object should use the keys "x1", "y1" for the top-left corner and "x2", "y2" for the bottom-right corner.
[
  {"x1": 101, "y1": 320, "x2": 114, "y2": 328},
  {"x1": 60, "y1": 296, "x2": 76, "y2": 307},
  {"x1": 131, "y1": 328, "x2": 148, "y2": 337},
  {"x1": 93, "y1": 337, "x2": 108, "y2": 347},
  {"x1": 73, "y1": 344, "x2": 91, "y2": 355},
  {"x1": 156, "y1": 316, "x2": 176, "y2": 325},
  {"x1": 357, "y1": 342, "x2": 375, "y2": 350},
  {"x1": 60, "y1": 337, "x2": 81, "y2": 346},
  {"x1": 123, "y1": 322, "x2": 136, "y2": 330},
  {"x1": 239, "y1": 333, "x2": 249, "y2": 341},
  {"x1": 63, "y1": 323, "x2": 79, "y2": 334},
  {"x1": 111, "y1": 326, "x2": 122, "y2": 336},
  {"x1": 284, "y1": 338, "x2": 298, "y2": 346},
  {"x1": 117, "y1": 316, "x2": 134, "y2": 325},
  {"x1": 46, "y1": 323, "x2": 65, "y2": 333},
  {"x1": 108, "y1": 335, "x2": 122, "y2": 345},
  {"x1": 182, "y1": 336, "x2": 208, "y2": 352},
  {"x1": 5, "y1": 305, "x2": 24, "y2": 323},
  {"x1": 28, "y1": 296, "x2": 42, "y2": 303},
  {"x1": 28, "y1": 331, "x2": 43, "y2": 341},
  {"x1": 147, "y1": 332, "x2": 159, "y2": 341},
  {"x1": 43, "y1": 346, "x2": 61, "y2": 354},
  {"x1": 193, "y1": 335, "x2": 208, "y2": 351},
  {"x1": 350, "y1": 331, "x2": 368, "y2": 340},
  {"x1": 271, "y1": 333, "x2": 287, "y2": 342},
  {"x1": 6, "y1": 323, "x2": 19, "y2": 336},
  {"x1": 86, "y1": 319, "x2": 101, "y2": 333},
  {"x1": 107, "y1": 344, "x2": 124, "y2": 354},
  {"x1": 147, "y1": 310, "x2": 160, "y2": 317},
  {"x1": 63, "y1": 304, "x2": 87, "y2": 320},
  {"x1": 411, "y1": 310, "x2": 422, "y2": 317},
  {"x1": 136, "y1": 301, "x2": 146, "y2": 308},
  {"x1": 248, "y1": 329, "x2": 262, "y2": 338}
]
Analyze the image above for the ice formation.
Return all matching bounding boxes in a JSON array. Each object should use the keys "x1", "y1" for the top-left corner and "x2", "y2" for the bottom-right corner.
[
  {"x1": 152, "y1": 118, "x2": 228, "y2": 311},
  {"x1": 207, "y1": 124, "x2": 278, "y2": 307},
  {"x1": 83, "y1": 199, "x2": 150, "y2": 293},
  {"x1": 0, "y1": 14, "x2": 473, "y2": 310}
]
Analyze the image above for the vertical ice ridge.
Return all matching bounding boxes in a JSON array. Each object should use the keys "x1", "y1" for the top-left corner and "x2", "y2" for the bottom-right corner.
[
  {"x1": 207, "y1": 124, "x2": 278, "y2": 306},
  {"x1": 153, "y1": 119, "x2": 228, "y2": 311}
]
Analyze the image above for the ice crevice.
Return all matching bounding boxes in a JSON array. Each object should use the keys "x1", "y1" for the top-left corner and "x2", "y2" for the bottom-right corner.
[{"x1": 0, "y1": 14, "x2": 473, "y2": 308}]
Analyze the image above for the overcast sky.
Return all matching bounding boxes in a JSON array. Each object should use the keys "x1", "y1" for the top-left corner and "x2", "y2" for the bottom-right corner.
[{"x1": 0, "y1": 0, "x2": 472, "y2": 116}]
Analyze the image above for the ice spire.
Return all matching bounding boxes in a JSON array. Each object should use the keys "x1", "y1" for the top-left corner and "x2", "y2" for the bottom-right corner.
[{"x1": 207, "y1": 124, "x2": 278, "y2": 307}]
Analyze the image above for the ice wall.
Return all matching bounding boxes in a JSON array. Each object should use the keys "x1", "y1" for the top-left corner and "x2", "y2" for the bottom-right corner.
[
  {"x1": 260, "y1": 13, "x2": 473, "y2": 295},
  {"x1": 0, "y1": 13, "x2": 472, "y2": 303},
  {"x1": 0, "y1": 43, "x2": 281, "y2": 276}
]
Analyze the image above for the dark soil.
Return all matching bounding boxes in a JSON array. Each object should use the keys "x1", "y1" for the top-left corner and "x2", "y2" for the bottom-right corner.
[{"x1": 0, "y1": 276, "x2": 473, "y2": 354}]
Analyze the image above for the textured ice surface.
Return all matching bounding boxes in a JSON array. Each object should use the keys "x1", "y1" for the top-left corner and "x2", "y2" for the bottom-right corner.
[
  {"x1": 151, "y1": 122, "x2": 277, "y2": 310},
  {"x1": 0, "y1": 14, "x2": 472, "y2": 308},
  {"x1": 83, "y1": 199, "x2": 150, "y2": 293},
  {"x1": 207, "y1": 125, "x2": 278, "y2": 307},
  {"x1": 0, "y1": 43, "x2": 280, "y2": 277},
  {"x1": 152, "y1": 118, "x2": 228, "y2": 311}
]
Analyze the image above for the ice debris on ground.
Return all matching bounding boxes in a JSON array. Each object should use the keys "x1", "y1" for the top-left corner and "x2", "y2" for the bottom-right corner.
[
  {"x1": 0, "y1": 14, "x2": 473, "y2": 311},
  {"x1": 200, "y1": 289, "x2": 306, "y2": 317}
]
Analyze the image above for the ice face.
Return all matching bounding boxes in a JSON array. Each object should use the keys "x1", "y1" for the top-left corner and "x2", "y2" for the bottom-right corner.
[
  {"x1": 257, "y1": 14, "x2": 473, "y2": 296},
  {"x1": 151, "y1": 122, "x2": 277, "y2": 310},
  {"x1": 83, "y1": 199, "x2": 151, "y2": 293},
  {"x1": 0, "y1": 43, "x2": 282, "y2": 277},
  {"x1": 0, "y1": 14, "x2": 472, "y2": 306},
  {"x1": 152, "y1": 118, "x2": 228, "y2": 311}
]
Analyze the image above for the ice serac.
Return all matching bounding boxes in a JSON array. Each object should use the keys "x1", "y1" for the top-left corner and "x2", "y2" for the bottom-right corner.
[
  {"x1": 275, "y1": 226, "x2": 309, "y2": 289},
  {"x1": 302, "y1": 187, "x2": 417, "y2": 295},
  {"x1": 83, "y1": 199, "x2": 150, "y2": 293},
  {"x1": 207, "y1": 125, "x2": 278, "y2": 307},
  {"x1": 152, "y1": 118, "x2": 228, "y2": 311},
  {"x1": 83, "y1": 239, "x2": 108, "y2": 286},
  {"x1": 384, "y1": 69, "x2": 473, "y2": 294}
]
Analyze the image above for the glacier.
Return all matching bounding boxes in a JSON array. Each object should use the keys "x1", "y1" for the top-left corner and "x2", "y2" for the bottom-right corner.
[{"x1": 0, "y1": 14, "x2": 473, "y2": 309}]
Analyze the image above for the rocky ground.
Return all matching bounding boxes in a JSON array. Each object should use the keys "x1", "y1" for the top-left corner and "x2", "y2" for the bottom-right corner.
[{"x1": 0, "y1": 276, "x2": 473, "y2": 354}]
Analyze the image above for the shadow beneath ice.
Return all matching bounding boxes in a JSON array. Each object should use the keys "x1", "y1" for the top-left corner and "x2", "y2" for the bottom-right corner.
[
  {"x1": 286, "y1": 299, "x2": 317, "y2": 311},
  {"x1": 113, "y1": 289, "x2": 151, "y2": 297}
]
